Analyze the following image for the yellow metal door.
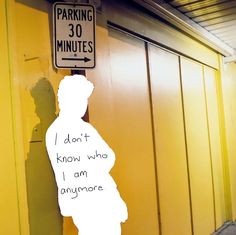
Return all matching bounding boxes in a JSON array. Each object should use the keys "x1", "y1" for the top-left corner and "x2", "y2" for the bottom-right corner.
[
  {"x1": 89, "y1": 27, "x2": 160, "y2": 235},
  {"x1": 181, "y1": 58, "x2": 215, "y2": 235},
  {"x1": 148, "y1": 45, "x2": 192, "y2": 235},
  {"x1": 0, "y1": 0, "x2": 20, "y2": 234}
]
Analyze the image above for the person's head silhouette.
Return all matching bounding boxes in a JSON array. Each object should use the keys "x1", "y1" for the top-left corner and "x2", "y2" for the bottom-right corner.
[
  {"x1": 30, "y1": 78, "x2": 56, "y2": 121},
  {"x1": 58, "y1": 75, "x2": 94, "y2": 118}
]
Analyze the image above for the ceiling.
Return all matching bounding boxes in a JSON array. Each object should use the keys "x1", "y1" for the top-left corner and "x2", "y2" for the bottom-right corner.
[
  {"x1": 133, "y1": 0, "x2": 236, "y2": 59},
  {"x1": 166, "y1": 0, "x2": 236, "y2": 52}
]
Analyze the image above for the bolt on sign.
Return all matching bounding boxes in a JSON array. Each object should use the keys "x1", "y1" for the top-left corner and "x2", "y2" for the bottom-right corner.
[{"x1": 53, "y1": 2, "x2": 96, "y2": 69}]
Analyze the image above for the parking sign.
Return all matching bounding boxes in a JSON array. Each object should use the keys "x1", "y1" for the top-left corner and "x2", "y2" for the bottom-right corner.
[{"x1": 53, "y1": 3, "x2": 96, "y2": 69}]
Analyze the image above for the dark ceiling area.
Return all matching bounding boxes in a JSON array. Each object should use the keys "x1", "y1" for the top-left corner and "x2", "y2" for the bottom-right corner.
[{"x1": 166, "y1": 0, "x2": 236, "y2": 52}]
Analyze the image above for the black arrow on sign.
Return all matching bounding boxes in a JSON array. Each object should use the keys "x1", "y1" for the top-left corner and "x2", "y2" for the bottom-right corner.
[{"x1": 62, "y1": 57, "x2": 91, "y2": 62}]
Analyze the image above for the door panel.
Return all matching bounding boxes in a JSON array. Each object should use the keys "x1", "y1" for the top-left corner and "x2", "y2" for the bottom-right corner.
[
  {"x1": 91, "y1": 28, "x2": 160, "y2": 235},
  {"x1": 148, "y1": 45, "x2": 192, "y2": 235},
  {"x1": 106, "y1": 28, "x2": 160, "y2": 235},
  {"x1": 181, "y1": 58, "x2": 215, "y2": 235},
  {"x1": 204, "y1": 66, "x2": 227, "y2": 228}
]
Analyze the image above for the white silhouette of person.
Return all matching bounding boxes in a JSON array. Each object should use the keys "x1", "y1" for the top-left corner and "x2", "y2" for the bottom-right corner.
[{"x1": 46, "y1": 75, "x2": 128, "y2": 235}]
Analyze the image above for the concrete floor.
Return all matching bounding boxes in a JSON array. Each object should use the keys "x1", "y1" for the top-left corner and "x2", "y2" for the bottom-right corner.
[{"x1": 212, "y1": 222, "x2": 236, "y2": 235}]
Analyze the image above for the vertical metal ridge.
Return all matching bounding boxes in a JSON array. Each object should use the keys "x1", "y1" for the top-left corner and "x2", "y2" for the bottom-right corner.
[
  {"x1": 178, "y1": 56, "x2": 194, "y2": 235},
  {"x1": 145, "y1": 42, "x2": 162, "y2": 235}
]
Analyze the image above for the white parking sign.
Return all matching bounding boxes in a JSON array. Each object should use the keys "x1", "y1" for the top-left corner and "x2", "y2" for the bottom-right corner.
[{"x1": 53, "y1": 3, "x2": 96, "y2": 69}]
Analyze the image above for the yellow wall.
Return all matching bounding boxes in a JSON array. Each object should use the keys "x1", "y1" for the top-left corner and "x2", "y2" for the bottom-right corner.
[
  {"x1": 221, "y1": 62, "x2": 236, "y2": 220},
  {"x1": 2, "y1": 0, "x2": 234, "y2": 235},
  {"x1": 10, "y1": 1, "x2": 68, "y2": 234},
  {"x1": 0, "y1": 1, "x2": 20, "y2": 234}
]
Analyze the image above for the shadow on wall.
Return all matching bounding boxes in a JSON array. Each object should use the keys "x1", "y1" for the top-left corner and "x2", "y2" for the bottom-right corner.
[{"x1": 25, "y1": 78, "x2": 63, "y2": 235}]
